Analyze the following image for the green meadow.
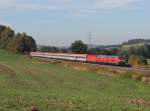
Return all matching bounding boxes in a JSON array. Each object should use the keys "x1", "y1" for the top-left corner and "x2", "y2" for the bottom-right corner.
[{"x1": 0, "y1": 49, "x2": 150, "y2": 111}]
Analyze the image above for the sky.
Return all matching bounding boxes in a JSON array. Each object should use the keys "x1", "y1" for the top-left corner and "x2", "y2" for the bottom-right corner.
[{"x1": 0, "y1": 0, "x2": 149, "y2": 46}]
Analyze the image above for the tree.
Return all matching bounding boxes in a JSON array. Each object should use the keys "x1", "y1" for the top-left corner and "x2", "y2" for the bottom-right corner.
[
  {"x1": 88, "y1": 48, "x2": 101, "y2": 55},
  {"x1": 126, "y1": 45, "x2": 150, "y2": 58},
  {"x1": 0, "y1": 26, "x2": 15, "y2": 48},
  {"x1": 39, "y1": 46, "x2": 59, "y2": 53},
  {"x1": 23, "y1": 34, "x2": 37, "y2": 52},
  {"x1": 15, "y1": 33, "x2": 37, "y2": 53},
  {"x1": 0, "y1": 25, "x2": 37, "y2": 54},
  {"x1": 71, "y1": 40, "x2": 87, "y2": 54},
  {"x1": 7, "y1": 33, "x2": 37, "y2": 54}
]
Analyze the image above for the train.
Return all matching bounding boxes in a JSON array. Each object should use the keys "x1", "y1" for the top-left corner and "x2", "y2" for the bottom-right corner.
[{"x1": 30, "y1": 52, "x2": 127, "y2": 66}]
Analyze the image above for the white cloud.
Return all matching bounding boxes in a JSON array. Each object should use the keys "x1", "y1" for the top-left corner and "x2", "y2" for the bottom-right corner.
[{"x1": 0, "y1": 0, "x2": 140, "y2": 16}]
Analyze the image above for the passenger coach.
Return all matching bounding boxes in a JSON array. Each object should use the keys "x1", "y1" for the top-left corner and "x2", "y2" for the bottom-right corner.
[{"x1": 30, "y1": 52, "x2": 87, "y2": 62}]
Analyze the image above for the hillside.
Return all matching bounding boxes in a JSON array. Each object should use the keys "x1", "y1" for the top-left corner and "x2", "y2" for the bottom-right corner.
[
  {"x1": 123, "y1": 39, "x2": 150, "y2": 45},
  {"x1": 96, "y1": 39, "x2": 150, "y2": 50},
  {"x1": 0, "y1": 49, "x2": 150, "y2": 111}
]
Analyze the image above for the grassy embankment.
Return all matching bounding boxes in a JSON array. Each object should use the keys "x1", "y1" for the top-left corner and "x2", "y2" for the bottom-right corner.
[{"x1": 0, "y1": 49, "x2": 150, "y2": 111}]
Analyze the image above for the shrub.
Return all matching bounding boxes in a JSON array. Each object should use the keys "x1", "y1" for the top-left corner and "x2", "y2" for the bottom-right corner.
[{"x1": 128, "y1": 55, "x2": 147, "y2": 66}]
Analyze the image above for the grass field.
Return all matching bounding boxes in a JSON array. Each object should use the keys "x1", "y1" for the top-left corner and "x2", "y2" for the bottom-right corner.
[{"x1": 0, "y1": 49, "x2": 150, "y2": 111}]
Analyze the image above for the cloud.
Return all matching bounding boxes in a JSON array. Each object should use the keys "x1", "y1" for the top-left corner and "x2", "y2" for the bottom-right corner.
[{"x1": 0, "y1": 0, "x2": 140, "y2": 16}]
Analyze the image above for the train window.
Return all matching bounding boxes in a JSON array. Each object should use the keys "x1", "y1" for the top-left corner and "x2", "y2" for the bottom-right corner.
[
  {"x1": 77, "y1": 56, "x2": 86, "y2": 59},
  {"x1": 61, "y1": 55, "x2": 76, "y2": 58}
]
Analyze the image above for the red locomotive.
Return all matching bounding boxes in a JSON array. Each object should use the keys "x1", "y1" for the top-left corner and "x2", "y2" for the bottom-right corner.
[
  {"x1": 30, "y1": 52, "x2": 126, "y2": 66},
  {"x1": 87, "y1": 55, "x2": 125, "y2": 65}
]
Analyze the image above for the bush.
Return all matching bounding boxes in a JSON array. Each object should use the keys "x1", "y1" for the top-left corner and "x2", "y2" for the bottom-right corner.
[{"x1": 128, "y1": 55, "x2": 147, "y2": 66}]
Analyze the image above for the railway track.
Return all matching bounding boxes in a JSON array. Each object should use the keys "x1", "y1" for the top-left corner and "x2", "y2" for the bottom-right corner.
[
  {"x1": 89, "y1": 63, "x2": 150, "y2": 73},
  {"x1": 32, "y1": 56, "x2": 150, "y2": 74},
  {"x1": 75, "y1": 61, "x2": 150, "y2": 74}
]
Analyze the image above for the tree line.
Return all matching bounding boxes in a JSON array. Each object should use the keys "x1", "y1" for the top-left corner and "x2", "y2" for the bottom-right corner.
[
  {"x1": 39, "y1": 40, "x2": 150, "y2": 59},
  {"x1": 39, "y1": 40, "x2": 150, "y2": 65},
  {"x1": 0, "y1": 25, "x2": 37, "y2": 54},
  {"x1": 38, "y1": 40, "x2": 88, "y2": 54}
]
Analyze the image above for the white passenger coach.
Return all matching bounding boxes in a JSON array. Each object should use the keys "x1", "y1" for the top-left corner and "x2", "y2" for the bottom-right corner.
[{"x1": 30, "y1": 52, "x2": 88, "y2": 62}]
